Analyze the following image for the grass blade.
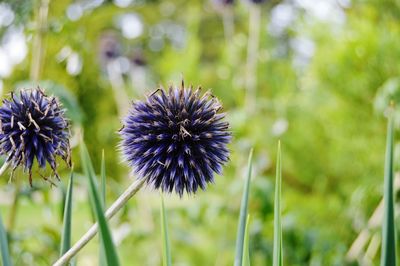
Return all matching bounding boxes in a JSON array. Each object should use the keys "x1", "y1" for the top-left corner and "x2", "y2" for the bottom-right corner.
[
  {"x1": 80, "y1": 142, "x2": 120, "y2": 266},
  {"x1": 0, "y1": 212, "x2": 12, "y2": 266},
  {"x1": 273, "y1": 141, "x2": 283, "y2": 266},
  {"x1": 160, "y1": 194, "x2": 172, "y2": 266},
  {"x1": 235, "y1": 148, "x2": 254, "y2": 266},
  {"x1": 60, "y1": 170, "x2": 74, "y2": 256},
  {"x1": 381, "y1": 114, "x2": 396, "y2": 266},
  {"x1": 99, "y1": 150, "x2": 107, "y2": 266},
  {"x1": 242, "y1": 214, "x2": 251, "y2": 266}
]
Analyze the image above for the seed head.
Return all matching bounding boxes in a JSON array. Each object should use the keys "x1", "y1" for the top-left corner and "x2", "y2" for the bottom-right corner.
[
  {"x1": 120, "y1": 81, "x2": 231, "y2": 196},
  {"x1": 0, "y1": 88, "x2": 71, "y2": 185}
]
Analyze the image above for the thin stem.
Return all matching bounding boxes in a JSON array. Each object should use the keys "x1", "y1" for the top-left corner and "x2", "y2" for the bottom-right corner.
[
  {"x1": 6, "y1": 0, "x2": 50, "y2": 238},
  {"x1": 222, "y1": 8, "x2": 234, "y2": 43},
  {"x1": 52, "y1": 178, "x2": 146, "y2": 266},
  {"x1": 107, "y1": 61, "x2": 131, "y2": 116},
  {"x1": 245, "y1": 5, "x2": 261, "y2": 113},
  {"x1": 7, "y1": 178, "x2": 21, "y2": 232},
  {"x1": 0, "y1": 162, "x2": 9, "y2": 177},
  {"x1": 30, "y1": 0, "x2": 50, "y2": 81},
  {"x1": 0, "y1": 162, "x2": 19, "y2": 232}
]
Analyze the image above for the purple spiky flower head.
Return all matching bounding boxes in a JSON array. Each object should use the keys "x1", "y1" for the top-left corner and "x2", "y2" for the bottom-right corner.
[
  {"x1": 213, "y1": 0, "x2": 235, "y2": 6},
  {"x1": 0, "y1": 88, "x2": 71, "y2": 185},
  {"x1": 247, "y1": 0, "x2": 267, "y2": 4},
  {"x1": 120, "y1": 81, "x2": 231, "y2": 196}
]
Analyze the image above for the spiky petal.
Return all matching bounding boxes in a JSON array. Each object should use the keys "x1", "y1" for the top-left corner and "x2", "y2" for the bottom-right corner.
[
  {"x1": 0, "y1": 88, "x2": 71, "y2": 185},
  {"x1": 120, "y1": 82, "x2": 231, "y2": 196}
]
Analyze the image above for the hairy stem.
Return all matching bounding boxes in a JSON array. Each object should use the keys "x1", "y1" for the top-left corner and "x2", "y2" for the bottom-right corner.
[{"x1": 52, "y1": 178, "x2": 146, "y2": 266}]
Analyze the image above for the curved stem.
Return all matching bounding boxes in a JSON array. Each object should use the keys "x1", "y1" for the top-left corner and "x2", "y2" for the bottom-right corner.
[{"x1": 53, "y1": 178, "x2": 146, "y2": 266}]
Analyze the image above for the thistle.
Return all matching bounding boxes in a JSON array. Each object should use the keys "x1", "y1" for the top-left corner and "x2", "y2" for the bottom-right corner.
[
  {"x1": 0, "y1": 88, "x2": 71, "y2": 185},
  {"x1": 249, "y1": 0, "x2": 267, "y2": 4},
  {"x1": 120, "y1": 81, "x2": 231, "y2": 196},
  {"x1": 213, "y1": 0, "x2": 235, "y2": 6}
]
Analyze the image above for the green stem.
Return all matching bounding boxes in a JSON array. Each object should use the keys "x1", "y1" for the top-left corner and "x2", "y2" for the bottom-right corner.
[
  {"x1": 222, "y1": 8, "x2": 234, "y2": 43},
  {"x1": 30, "y1": 0, "x2": 50, "y2": 81},
  {"x1": 245, "y1": 5, "x2": 261, "y2": 113},
  {"x1": 52, "y1": 178, "x2": 145, "y2": 266},
  {"x1": 7, "y1": 177, "x2": 21, "y2": 232}
]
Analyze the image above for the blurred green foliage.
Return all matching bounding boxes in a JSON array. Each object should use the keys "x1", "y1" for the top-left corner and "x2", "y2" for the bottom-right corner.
[{"x1": 0, "y1": 0, "x2": 399, "y2": 265}]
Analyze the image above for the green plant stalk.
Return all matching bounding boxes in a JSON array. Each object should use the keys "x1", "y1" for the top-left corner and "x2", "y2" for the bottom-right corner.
[
  {"x1": 160, "y1": 194, "x2": 172, "y2": 266},
  {"x1": 273, "y1": 141, "x2": 283, "y2": 266},
  {"x1": 30, "y1": 0, "x2": 50, "y2": 81},
  {"x1": 380, "y1": 114, "x2": 396, "y2": 266},
  {"x1": 7, "y1": 0, "x2": 50, "y2": 236},
  {"x1": 99, "y1": 151, "x2": 107, "y2": 266},
  {"x1": 245, "y1": 5, "x2": 261, "y2": 113},
  {"x1": 60, "y1": 170, "x2": 74, "y2": 256},
  {"x1": 0, "y1": 162, "x2": 9, "y2": 176},
  {"x1": 242, "y1": 214, "x2": 251, "y2": 266},
  {"x1": 7, "y1": 177, "x2": 21, "y2": 232},
  {"x1": 52, "y1": 173, "x2": 145, "y2": 266},
  {"x1": 81, "y1": 143, "x2": 120, "y2": 266},
  {"x1": 234, "y1": 149, "x2": 254, "y2": 266},
  {"x1": 222, "y1": 7, "x2": 234, "y2": 43},
  {"x1": 107, "y1": 61, "x2": 130, "y2": 116},
  {"x1": 0, "y1": 212, "x2": 12, "y2": 266}
]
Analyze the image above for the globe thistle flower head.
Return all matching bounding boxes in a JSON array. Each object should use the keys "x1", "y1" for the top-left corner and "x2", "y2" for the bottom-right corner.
[
  {"x1": 98, "y1": 32, "x2": 121, "y2": 66},
  {"x1": 249, "y1": 0, "x2": 267, "y2": 4},
  {"x1": 213, "y1": 0, "x2": 235, "y2": 7},
  {"x1": 120, "y1": 81, "x2": 231, "y2": 197},
  {"x1": 0, "y1": 88, "x2": 71, "y2": 185}
]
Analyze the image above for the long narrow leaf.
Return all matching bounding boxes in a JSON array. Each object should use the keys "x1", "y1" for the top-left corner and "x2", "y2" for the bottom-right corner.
[
  {"x1": 0, "y1": 212, "x2": 12, "y2": 266},
  {"x1": 242, "y1": 214, "x2": 251, "y2": 266},
  {"x1": 80, "y1": 142, "x2": 120, "y2": 266},
  {"x1": 273, "y1": 141, "x2": 283, "y2": 266},
  {"x1": 101, "y1": 150, "x2": 106, "y2": 207},
  {"x1": 99, "y1": 150, "x2": 107, "y2": 266},
  {"x1": 160, "y1": 194, "x2": 171, "y2": 266},
  {"x1": 235, "y1": 149, "x2": 254, "y2": 266},
  {"x1": 60, "y1": 170, "x2": 74, "y2": 256},
  {"x1": 381, "y1": 114, "x2": 396, "y2": 266}
]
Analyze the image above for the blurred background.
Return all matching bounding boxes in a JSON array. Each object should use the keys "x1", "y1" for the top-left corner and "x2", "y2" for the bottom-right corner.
[{"x1": 0, "y1": 0, "x2": 398, "y2": 265}]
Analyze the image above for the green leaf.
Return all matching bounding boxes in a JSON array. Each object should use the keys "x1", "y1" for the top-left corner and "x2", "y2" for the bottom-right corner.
[
  {"x1": 160, "y1": 194, "x2": 171, "y2": 266},
  {"x1": 60, "y1": 170, "x2": 74, "y2": 257},
  {"x1": 99, "y1": 150, "x2": 107, "y2": 266},
  {"x1": 273, "y1": 141, "x2": 283, "y2": 266},
  {"x1": 242, "y1": 214, "x2": 251, "y2": 266},
  {"x1": 381, "y1": 114, "x2": 396, "y2": 266},
  {"x1": 80, "y1": 142, "x2": 120, "y2": 266},
  {"x1": 235, "y1": 148, "x2": 253, "y2": 266},
  {"x1": 101, "y1": 150, "x2": 106, "y2": 208},
  {"x1": 0, "y1": 212, "x2": 12, "y2": 266}
]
